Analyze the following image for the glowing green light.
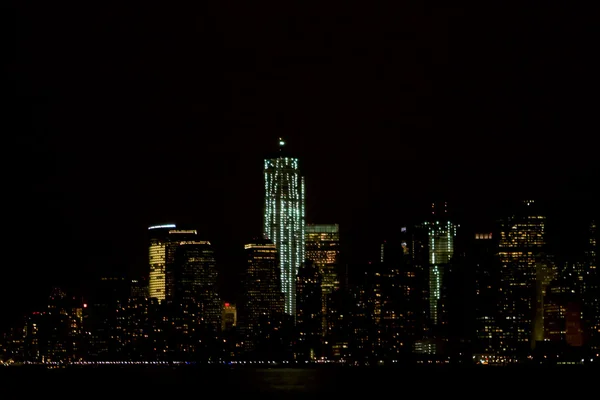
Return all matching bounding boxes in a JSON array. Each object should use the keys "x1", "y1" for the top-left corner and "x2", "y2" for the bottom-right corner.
[{"x1": 279, "y1": 140, "x2": 285, "y2": 146}]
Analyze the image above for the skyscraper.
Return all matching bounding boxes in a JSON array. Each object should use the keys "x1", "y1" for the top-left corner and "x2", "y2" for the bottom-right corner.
[
  {"x1": 584, "y1": 220, "x2": 599, "y2": 350},
  {"x1": 296, "y1": 260, "x2": 323, "y2": 360},
  {"x1": 240, "y1": 240, "x2": 285, "y2": 351},
  {"x1": 471, "y1": 230, "x2": 503, "y2": 355},
  {"x1": 164, "y1": 229, "x2": 200, "y2": 302},
  {"x1": 242, "y1": 240, "x2": 285, "y2": 324},
  {"x1": 423, "y1": 202, "x2": 457, "y2": 326},
  {"x1": 305, "y1": 223, "x2": 340, "y2": 332},
  {"x1": 306, "y1": 224, "x2": 340, "y2": 295},
  {"x1": 148, "y1": 224, "x2": 177, "y2": 301},
  {"x1": 533, "y1": 254, "x2": 557, "y2": 345},
  {"x1": 172, "y1": 240, "x2": 221, "y2": 332},
  {"x1": 263, "y1": 138, "x2": 305, "y2": 317},
  {"x1": 147, "y1": 224, "x2": 198, "y2": 302},
  {"x1": 497, "y1": 200, "x2": 546, "y2": 355}
]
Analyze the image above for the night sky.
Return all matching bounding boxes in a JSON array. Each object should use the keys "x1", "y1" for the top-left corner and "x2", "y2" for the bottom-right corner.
[{"x1": 4, "y1": 4, "x2": 598, "y2": 328}]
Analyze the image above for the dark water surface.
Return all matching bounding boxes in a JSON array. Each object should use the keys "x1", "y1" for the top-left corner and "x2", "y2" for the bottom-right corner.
[{"x1": 1, "y1": 365, "x2": 595, "y2": 396}]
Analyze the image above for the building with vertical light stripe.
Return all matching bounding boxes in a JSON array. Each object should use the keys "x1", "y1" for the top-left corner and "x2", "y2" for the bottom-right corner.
[
  {"x1": 263, "y1": 138, "x2": 305, "y2": 317},
  {"x1": 423, "y1": 202, "x2": 457, "y2": 326}
]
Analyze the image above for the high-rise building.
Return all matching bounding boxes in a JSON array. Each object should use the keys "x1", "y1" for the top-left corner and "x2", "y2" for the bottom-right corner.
[
  {"x1": 164, "y1": 229, "x2": 200, "y2": 302},
  {"x1": 171, "y1": 240, "x2": 221, "y2": 331},
  {"x1": 305, "y1": 223, "x2": 340, "y2": 332},
  {"x1": 376, "y1": 226, "x2": 429, "y2": 356},
  {"x1": 584, "y1": 220, "x2": 599, "y2": 349},
  {"x1": 306, "y1": 224, "x2": 340, "y2": 295},
  {"x1": 296, "y1": 260, "x2": 323, "y2": 360},
  {"x1": 543, "y1": 282, "x2": 584, "y2": 348},
  {"x1": 497, "y1": 200, "x2": 546, "y2": 355},
  {"x1": 240, "y1": 240, "x2": 285, "y2": 349},
  {"x1": 471, "y1": 230, "x2": 503, "y2": 355},
  {"x1": 84, "y1": 276, "x2": 130, "y2": 360},
  {"x1": 533, "y1": 255, "x2": 557, "y2": 344},
  {"x1": 422, "y1": 202, "x2": 457, "y2": 326},
  {"x1": 148, "y1": 224, "x2": 176, "y2": 301},
  {"x1": 147, "y1": 224, "x2": 197, "y2": 302},
  {"x1": 544, "y1": 283, "x2": 570, "y2": 342},
  {"x1": 263, "y1": 138, "x2": 305, "y2": 316}
]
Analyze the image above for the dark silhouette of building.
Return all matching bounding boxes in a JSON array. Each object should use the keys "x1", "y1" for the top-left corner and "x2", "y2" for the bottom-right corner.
[
  {"x1": 238, "y1": 240, "x2": 289, "y2": 359},
  {"x1": 296, "y1": 260, "x2": 323, "y2": 360}
]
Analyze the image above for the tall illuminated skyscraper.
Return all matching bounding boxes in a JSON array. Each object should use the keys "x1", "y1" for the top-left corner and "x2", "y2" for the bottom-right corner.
[
  {"x1": 305, "y1": 224, "x2": 340, "y2": 333},
  {"x1": 305, "y1": 224, "x2": 340, "y2": 297},
  {"x1": 263, "y1": 138, "x2": 306, "y2": 317},
  {"x1": 147, "y1": 224, "x2": 198, "y2": 302},
  {"x1": 148, "y1": 224, "x2": 177, "y2": 301},
  {"x1": 423, "y1": 202, "x2": 457, "y2": 325},
  {"x1": 497, "y1": 200, "x2": 546, "y2": 355}
]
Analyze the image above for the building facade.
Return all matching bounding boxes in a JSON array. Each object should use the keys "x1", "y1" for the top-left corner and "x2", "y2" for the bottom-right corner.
[
  {"x1": 147, "y1": 224, "x2": 198, "y2": 302},
  {"x1": 423, "y1": 202, "x2": 457, "y2": 326},
  {"x1": 263, "y1": 138, "x2": 305, "y2": 316},
  {"x1": 240, "y1": 240, "x2": 285, "y2": 350},
  {"x1": 584, "y1": 220, "x2": 599, "y2": 349},
  {"x1": 148, "y1": 224, "x2": 177, "y2": 301},
  {"x1": 305, "y1": 223, "x2": 340, "y2": 332},
  {"x1": 171, "y1": 240, "x2": 222, "y2": 332},
  {"x1": 497, "y1": 200, "x2": 546, "y2": 355},
  {"x1": 296, "y1": 260, "x2": 323, "y2": 360}
]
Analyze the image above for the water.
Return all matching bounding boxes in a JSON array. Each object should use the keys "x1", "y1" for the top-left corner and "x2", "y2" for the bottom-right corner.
[{"x1": 1, "y1": 365, "x2": 596, "y2": 396}]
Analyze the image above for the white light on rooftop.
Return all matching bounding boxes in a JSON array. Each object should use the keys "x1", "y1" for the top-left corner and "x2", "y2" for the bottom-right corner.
[{"x1": 148, "y1": 224, "x2": 176, "y2": 230}]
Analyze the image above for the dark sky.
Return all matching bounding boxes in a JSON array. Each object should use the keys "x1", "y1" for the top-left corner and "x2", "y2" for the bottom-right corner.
[{"x1": 4, "y1": 4, "x2": 598, "y2": 327}]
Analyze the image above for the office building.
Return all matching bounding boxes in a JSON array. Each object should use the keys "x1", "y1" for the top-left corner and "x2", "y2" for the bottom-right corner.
[
  {"x1": 497, "y1": 200, "x2": 546, "y2": 354},
  {"x1": 305, "y1": 223, "x2": 340, "y2": 332},
  {"x1": 422, "y1": 202, "x2": 457, "y2": 325},
  {"x1": 263, "y1": 138, "x2": 305, "y2": 316}
]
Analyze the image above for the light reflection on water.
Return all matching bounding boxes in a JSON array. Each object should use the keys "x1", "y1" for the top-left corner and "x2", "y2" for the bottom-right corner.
[{"x1": 248, "y1": 368, "x2": 318, "y2": 392}]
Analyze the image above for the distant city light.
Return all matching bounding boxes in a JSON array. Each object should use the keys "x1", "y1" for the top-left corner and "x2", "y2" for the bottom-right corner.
[{"x1": 148, "y1": 224, "x2": 176, "y2": 230}]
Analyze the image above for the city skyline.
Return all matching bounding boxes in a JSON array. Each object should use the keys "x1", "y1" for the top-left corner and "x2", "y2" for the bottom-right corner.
[
  {"x1": 2, "y1": 195, "x2": 597, "y2": 365},
  {"x1": 2, "y1": 134, "x2": 598, "y2": 328},
  {"x1": 6, "y1": 3, "x2": 599, "y2": 331}
]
